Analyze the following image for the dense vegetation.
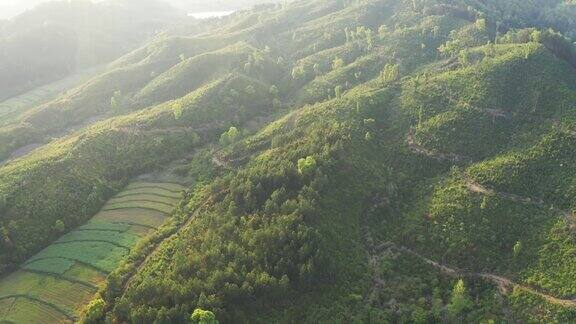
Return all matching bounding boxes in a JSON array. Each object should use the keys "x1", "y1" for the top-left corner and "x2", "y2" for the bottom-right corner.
[{"x1": 2, "y1": 0, "x2": 576, "y2": 323}]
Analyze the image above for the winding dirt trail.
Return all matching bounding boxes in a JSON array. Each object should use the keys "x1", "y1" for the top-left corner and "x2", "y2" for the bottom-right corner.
[
  {"x1": 398, "y1": 93, "x2": 576, "y2": 308},
  {"x1": 362, "y1": 191, "x2": 576, "y2": 310},
  {"x1": 407, "y1": 128, "x2": 472, "y2": 164},
  {"x1": 406, "y1": 120, "x2": 576, "y2": 232},
  {"x1": 211, "y1": 153, "x2": 235, "y2": 171},
  {"x1": 375, "y1": 241, "x2": 576, "y2": 308},
  {"x1": 466, "y1": 180, "x2": 576, "y2": 231}
]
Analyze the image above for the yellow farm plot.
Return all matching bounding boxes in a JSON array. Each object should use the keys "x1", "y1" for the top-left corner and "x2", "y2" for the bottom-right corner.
[{"x1": 0, "y1": 181, "x2": 184, "y2": 322}]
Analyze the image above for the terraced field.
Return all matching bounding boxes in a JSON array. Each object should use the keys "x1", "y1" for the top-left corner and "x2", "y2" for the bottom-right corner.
[{"x1": 0, "y1": 181, "x2": 184, "y2": 323}]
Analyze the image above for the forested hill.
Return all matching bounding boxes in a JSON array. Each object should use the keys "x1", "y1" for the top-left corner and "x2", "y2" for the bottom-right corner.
[{"x1": 2, "y1": 0, "x2": 576, "y2": 323}]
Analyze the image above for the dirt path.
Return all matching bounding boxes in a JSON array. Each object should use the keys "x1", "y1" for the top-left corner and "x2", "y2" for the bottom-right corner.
[
  {"x1": 211, "y1": 154, "x2": 234, "y2": 170},
  {"x1": 466, "y1": 181, "x2": 544, "y2": 206},
  {"x1": 115, "y1": 126, "x2": 199, "y2": 135},
  {"x1": 407, "y1": 128, "x2": 472, "y2": 164},
  {"x1": 466, "y1": 180, "x2": 576, "y2": 231},
  {"x1": 375, "y1": 241, "x2": 576, "y2": 308},
  {"x1": 406, "y1": 120, "x2": 576, "y2": 232},
  {"x1": 362, "y1": 190, "x2": 576, "y2": 310}
]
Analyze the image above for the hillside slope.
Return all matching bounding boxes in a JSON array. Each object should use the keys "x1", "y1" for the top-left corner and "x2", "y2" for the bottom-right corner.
[{"x1": 2, "y1": 0, "x2": 576, "y2": 323}]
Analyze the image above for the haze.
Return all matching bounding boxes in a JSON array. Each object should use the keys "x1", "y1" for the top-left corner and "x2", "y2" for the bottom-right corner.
[
  {"x1": 0, "y1": 0, "x2": 106, "y2": 19},
  {"x1": 0, "y1": 0, "x2": 48, "y2": 19},
  {"x1": 0, "y1": 0, "x2": 274, "y2": 19}
]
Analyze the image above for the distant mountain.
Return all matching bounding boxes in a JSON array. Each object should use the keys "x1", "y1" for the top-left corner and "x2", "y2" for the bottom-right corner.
[
  {"x1": 166, "y1": 0, "x2": 280, "y2": 12},
  {"x1": 0, "y1": 0, "x2": 47, "y2": 19},
  {"x1": 0, "y1": 0, "x2": 181, "y2": 101}
]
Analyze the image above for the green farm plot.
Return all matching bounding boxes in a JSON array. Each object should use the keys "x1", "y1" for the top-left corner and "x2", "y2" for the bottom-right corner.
[
  {"x1": 127, "y1": 224, "x2": 156, "y2": 236},
  {"x1": 63, "y1": 263, "x2": 107, "y2": 287},
  {"x1": 0, "y1": 297, "x2": 71, "y2": 324},
  {"x1": 34, "y1": 279, "x2": 95, "y2": 314},
  {"x1": 0, "y1": 271, "x2": 43, "y2": 298},
  {"x1": 76, "y1": 222, "x2": 131, "y2": 232},
  {"x1": 103, "y1": 200, "x2": 174, "y2": 214},
  {"x1": 0, "y1": 297, "x2": 15, "y2": 319},
  {"x1": 115, "y1": 187, "x2": 182, "y2": 199},
  {"x1": 108, "y1": 193, "x2": 179, "y2": 206},
  {"x1": 126, "y1": 182, "x2": 184, "y2": 193},
  {"x1": 56, "y1": 230, "x2": 140, "y2": 248},
  {"x1": 93, "y1": 208, "x2": 168, "y2": 228},
  {"x1": 28, "y1": 241, "x2": 128, "y2": 273},
  {"x1": 0, "y1": 270, "x2": 95, "y2": 314},
  {"x1": 23, "y1": 259, "x2": 104, "y2": 287},
  {"x1": 24, "y1": 258, "x2": 75, "y2": 275}
]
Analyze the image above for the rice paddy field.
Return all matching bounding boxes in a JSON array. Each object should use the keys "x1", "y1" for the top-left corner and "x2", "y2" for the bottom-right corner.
[{"x1": 0, "y1": 181, "x2": 184, "y2": 323}]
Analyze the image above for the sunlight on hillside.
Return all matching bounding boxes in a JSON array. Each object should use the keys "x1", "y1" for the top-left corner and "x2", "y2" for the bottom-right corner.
[{"x1": 2, "y1": 0, "x2": 576, "y2": 323}]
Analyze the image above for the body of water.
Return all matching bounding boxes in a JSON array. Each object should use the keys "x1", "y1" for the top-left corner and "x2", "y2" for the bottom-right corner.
[{"x1": 188, "y1": 11, "x2": 234, "y2": 19}]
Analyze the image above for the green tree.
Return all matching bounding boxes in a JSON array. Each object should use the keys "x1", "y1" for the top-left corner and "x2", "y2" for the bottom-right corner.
[
  {"x1": 298, "y1": 156, "x2": 317, "y2": 176},
  {"x1": 292, "y1": 65, "x2": 307, "y2": 79},
  {"x1": 269, "y1": 85, "x2": 279, "y2": 97},
  {"x1": 365, "y1": 132, "x2": 373, "y2": 141},
  {"x1": 332, "y1": 57, "x2": 345, "y2": 70},
  {"x1": 110, "y1": 90, "x2": 122, "y2": 111},
  {"x1": 480, "y1": 196, "x2": 488, "y2": 210},
  {"x1": 245, "y1": 85, "x2": 256, "y2": 95},
  {"x1": 381, "y1": 64, "x2": 400, "y2": 82},
  {"x1": 172, "y1": 101, "x2": 184, "y2": 120},
  {"x1": 244, "y1": 62, "x2": 253, "y2": 74},
  {"x1": 220, "y1": 127, "x2": 239, "y2": 146},
  {"x1": 191, "y1": 309, "x2": 218, "y2": 324},
  {"x1": 84, "y1": 298, "x2": 105, "y2": 323},
  {"x1": 475, "y1": 18, "x2": 487, "y2": 31},
  {"x1": 459, "y1": 50, "x2": 471, "y2": 66},
  {"x1": 412, "y1": 306, "x2": 428, "y2": 324},
  {"x1": 447, "y1": 279, "x2": 472, "y2": 319},
  {"x1": 513, "y1": 241, "x2": 522, "y2": 257},
  {"x1": 378, "y1": 24, "x2": 388, "y2": 39},
  {"x1": 335, "y1": 85, "x2": 342, "y2": 98},
  {"x1": 0, "y1": 226, "x2": 10, "y2": 250},
  {"x1": 273, "y1": 98, "x2": 282, "y2": 110},
  {"x1": 431, "y1": 287, "x2": 444, "y2": 320},
  {"x1": 53, "y1": 220, "x2": 65, "y2": 233}
]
